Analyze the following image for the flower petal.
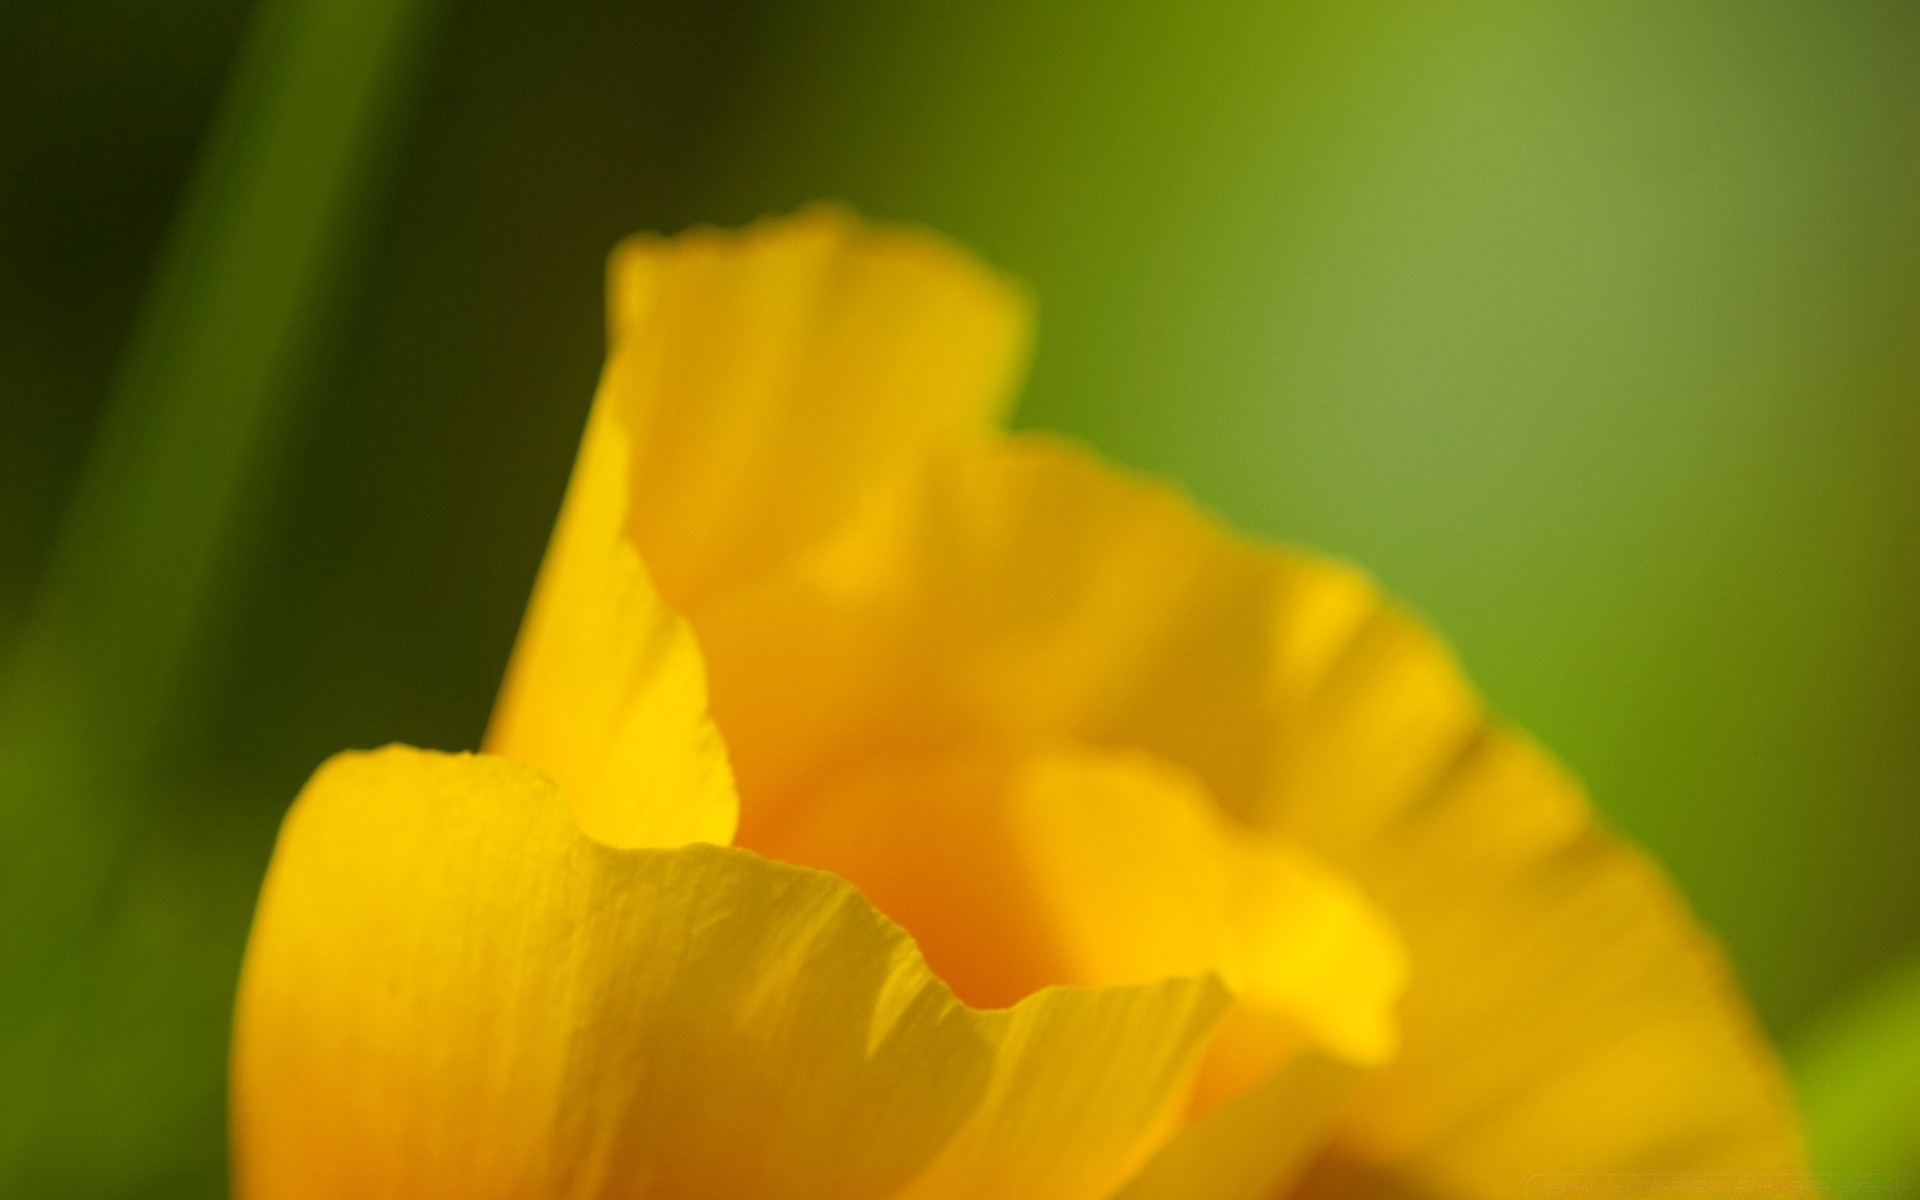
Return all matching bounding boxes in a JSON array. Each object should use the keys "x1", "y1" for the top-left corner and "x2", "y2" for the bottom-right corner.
[
  {"x1": 692, "y1": 433, "x2": 1802, "y2": 1192},
  {"x1": 232, "y1": 748, "x2": 982, "y2": 1199},
  {"x1": 1289, "y1": 726, "x2": 1808, "y2": 1195},
  {"x1": 603, "y1": 205, "x2": 1030, "y2": 614},
  {"x1": 232, "y1": 746, "x2": 1231, "y2": 1200}
]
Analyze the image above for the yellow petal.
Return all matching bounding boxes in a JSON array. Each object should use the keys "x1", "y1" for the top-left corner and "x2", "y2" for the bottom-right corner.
[
  {"x1": 604, "y1": 205, "x2": 1030, "y2": 614},
  {"x1": 233, "y1": 746, "x2": 1230, "y2": 1200},
  {"x1": 485, "y1": 395, "x2": 736, "y2": 848},
  {"x1": 691, "y1": 432, "x2": 1801, "y2": 1191},
  {"x1": 1288, "y1": 728, "x2": 1808, "y2": 1195}
]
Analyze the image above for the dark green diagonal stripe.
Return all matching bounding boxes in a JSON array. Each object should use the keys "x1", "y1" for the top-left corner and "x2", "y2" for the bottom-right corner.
[{"x1": 0, "y1": 0, "x2": 449, "y2": 1186}]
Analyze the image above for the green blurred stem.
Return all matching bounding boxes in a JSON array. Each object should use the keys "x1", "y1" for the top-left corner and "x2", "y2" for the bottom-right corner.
[
  {"x1": 1792, "y1": 947, "x2": 1920, "y2": 1171},
  {"x1": 0, "y1": 0, "x2": 447, "y2": 1168}
]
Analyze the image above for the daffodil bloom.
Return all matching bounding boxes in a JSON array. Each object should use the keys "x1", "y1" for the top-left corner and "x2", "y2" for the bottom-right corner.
[{"x1": 230, "y1": 208, "x2": 1803, "y2": 1200}]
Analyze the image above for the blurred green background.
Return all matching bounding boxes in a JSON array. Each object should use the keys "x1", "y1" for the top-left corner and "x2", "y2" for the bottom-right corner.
[{"x1": 1, "y1": 0, "x2": 1915, "y2": 1192}]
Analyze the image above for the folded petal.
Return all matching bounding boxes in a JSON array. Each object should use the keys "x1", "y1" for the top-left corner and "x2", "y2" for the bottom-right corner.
[
  {"x1": 233, "y1": 746, "x2": 1231, "y2": 1200},
  {"x1": 693, "y1": 434, "x2": 1802, "y2": 1193}
]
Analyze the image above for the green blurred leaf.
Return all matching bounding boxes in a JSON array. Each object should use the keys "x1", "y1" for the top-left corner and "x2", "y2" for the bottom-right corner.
[
  {"x1": 1794, "y1": 948, "x2": 1920, "y2": 1171},
  {"x1": 0, "y1": 0, "x2": 449, "y2": 1189}
]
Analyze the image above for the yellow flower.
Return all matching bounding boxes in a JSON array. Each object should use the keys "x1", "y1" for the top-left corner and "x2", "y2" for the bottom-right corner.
[{"x1": 230, "y1": 208, "x2": 1803, "y2": 1200}]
